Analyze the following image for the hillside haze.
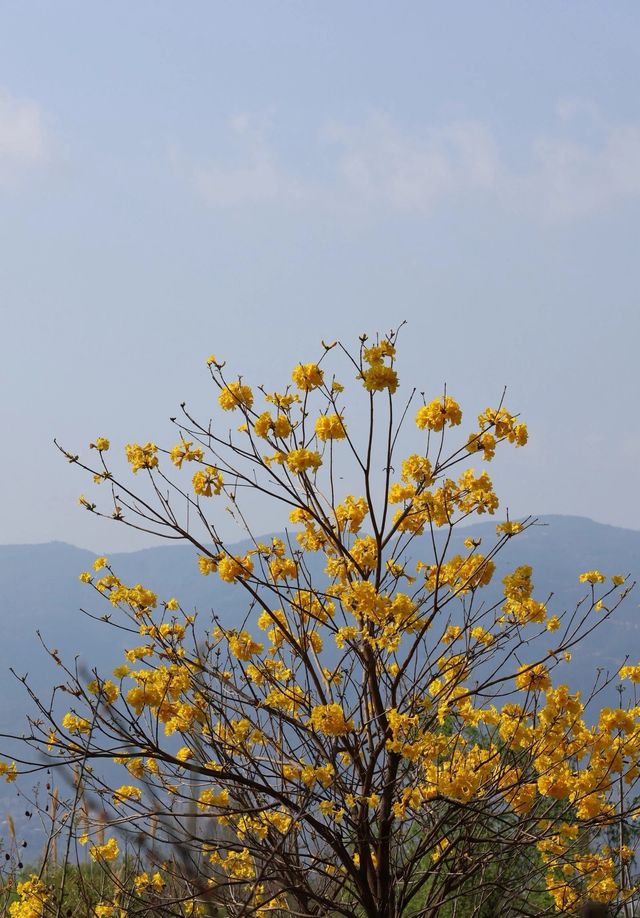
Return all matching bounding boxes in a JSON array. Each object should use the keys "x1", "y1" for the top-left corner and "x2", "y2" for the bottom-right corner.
[{"x1": 0, "y1": 515, "x2": 638, "y2": 850}]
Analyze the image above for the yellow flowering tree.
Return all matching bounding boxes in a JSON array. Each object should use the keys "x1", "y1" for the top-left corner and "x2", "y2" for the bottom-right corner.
[{"x1": 10, "y1": 331, "x2": 640, "y2": 917}]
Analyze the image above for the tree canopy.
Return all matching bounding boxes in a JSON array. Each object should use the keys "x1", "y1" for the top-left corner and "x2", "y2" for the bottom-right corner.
[{"x1": 4, "y1": 331, "x2": 638, "y2": 918}]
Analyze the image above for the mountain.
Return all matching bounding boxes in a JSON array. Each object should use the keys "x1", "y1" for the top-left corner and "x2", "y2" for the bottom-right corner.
[
  {"x1": 2, "y1": 515, "x2": 639, "y2": 734},
  {"x1": 0, "y1": 515, "x2": 638, "y2": 852}
]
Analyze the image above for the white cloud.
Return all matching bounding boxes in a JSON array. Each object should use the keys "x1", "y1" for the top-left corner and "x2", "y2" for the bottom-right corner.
[
  {"x1": 510, "y1": 122, "x2": 640, "y2": 220},
  {"x1": 0, "y1": 87, "x2": 51, "y2": 189},
  {"x1": 324, "y1": 114, "x2": 499, "y2": 212},
  {"x1": 188, "y1": 110, "x2": 309, "y2": 208},
  {"x1": 186, "y1": 105, "x2": 640, "y2": 222},
  {"x1": 187, "y1": 112, "x2": 498, "y2": 214},
  {"x1": 556, "y1": 96, "x2": 602, "y2": 124},
  {"x1": 193, "y1": 154, "x2": 309, "y2": 208},
  {"x1": 194, "y1": 157, "x2": 292, "y2": 207}
]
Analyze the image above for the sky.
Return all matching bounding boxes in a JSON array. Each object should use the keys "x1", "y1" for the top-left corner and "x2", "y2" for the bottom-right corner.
[{"x1": 0, "y1": 2, "x2": 639, "y2": 552}]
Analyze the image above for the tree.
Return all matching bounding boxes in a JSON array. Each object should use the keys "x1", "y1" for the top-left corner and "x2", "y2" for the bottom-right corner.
[{"x1": 5, "y1": 330, "x2": 639, "y2": 917}]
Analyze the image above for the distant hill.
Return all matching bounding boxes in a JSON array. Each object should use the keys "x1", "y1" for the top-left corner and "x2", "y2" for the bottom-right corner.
[{"x1": 0, "y1": 515, "x2": 638, "y2": 852}]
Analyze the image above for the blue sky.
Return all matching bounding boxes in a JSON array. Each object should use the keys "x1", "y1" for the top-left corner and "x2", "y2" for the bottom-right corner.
[{"x1": 1, "y1": 2, "x2": 639, "y2": 551}]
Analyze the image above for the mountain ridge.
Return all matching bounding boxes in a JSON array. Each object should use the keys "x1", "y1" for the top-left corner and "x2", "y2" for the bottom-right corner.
[
  {"x1": 0, "y1": 514, "x2": 638, "y2": 848},
  {"x1": 4, "y1": 513, "x2": 639, "y2": 556}
]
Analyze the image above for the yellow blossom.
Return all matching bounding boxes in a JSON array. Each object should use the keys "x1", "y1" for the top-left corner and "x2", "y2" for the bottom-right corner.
[
  {"x1": 466, "y1": 431, "x2": 497, "y2": 460},
  {"x1": 193, "y1": 466, "x2": 224, "y2": 497},
  {"x1": 112, "y1": 784, "x2": 142, "y2": 806},
  {"x1": 415, "y1": 396, "x2": 462, "y2": 432},
  {"x1": 8, "y1": 876, "x2": 51, "y2": 918},
  {"x1": 125, "y1": 442, "x2": 158, "y2": 472},
  {"x1": 89, "y1": 837, "x2": 119, "y2": 862},
  {"x1": 292, "y1": 363, "x2": 324, "y2": 391},
  {"x1": 198, "y1": 554, "x2": 218, "y2": 575},
  {"x1": 170, "y1": 439, "x2": 204, "y2": 468},
  {"x1": 286, "y1": 448, "x2": 322, "y2": 474},
  {"x1": 620, "y1": 664, "x2": 640, "y2": 683},
  {"x1": 315, "y1": 413, "x2": 347, "y2": 440},
  {"x1": 361, "y1": 363, "x2": 398, "y2": 394},
  {"x1": 309, "y1": 703, "x2": 354, "y2": 736},
  {"x1": 478, "y1": 407, "x2": 527, "y2": 446},
  {"x1": 228, "y1": 631, "x2": 263, "y2": 660},
  {"x1": 515, "y1": 664, "x2": 551, "y2": 693},
  {"x1": 496, "y1": 520, "x2": 523, "y2": 536},
  {"x1": 218, "y1": 554, "x2": 254, "y2": 583},
  {"x1": 197, "y1": 788, "x2": 230, "y2": 810},
  {"x1": 0, "y1": 761, "x2": 17, "y2": 783},
  {"x1": 218, "y1": 381, "x2": 253, "y2": 411},
  {"x1": 62, "y1": 713, "x2": 92, "y2": 735},
  {"x1": 87, "y1": 679, "x2": 119, "y2": 704}
]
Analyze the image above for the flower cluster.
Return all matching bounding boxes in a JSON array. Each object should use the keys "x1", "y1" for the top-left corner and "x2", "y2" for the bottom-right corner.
[
  {"x1": 360, "y1": 340, "x2": 398, "y2": 394},
  {"x1": 35, "y1": 331, "x2": 638, "y2": 918}
]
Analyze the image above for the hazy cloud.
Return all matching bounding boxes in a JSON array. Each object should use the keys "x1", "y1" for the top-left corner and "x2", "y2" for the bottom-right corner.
[
  {"x1": 186, "y1": 106, "x2": 640, "y2": 222},
  {"x1": 556, "y1": 96, "x2": 603, "y2": 124},
  {"x1": 0, "y1": 87, "x2": 51, "y2": 189},
  {"x1": 510, "y1": 122, "x2": 640, "y2": 220},
  {"x1": 193, "y1": 157, "x2": 301, "y2": 208},
  {"x1": 323, "y1": 114, "x2": 499, "y2": 212},
  {"x1": 188, "y1": 112, "x2": 309, "y2": 208}
]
